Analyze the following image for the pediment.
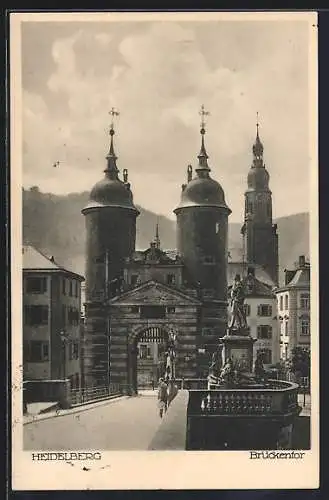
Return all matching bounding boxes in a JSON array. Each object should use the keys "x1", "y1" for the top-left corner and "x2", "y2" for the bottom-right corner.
[{"x1": 109, "y1": 280, "x2": 201, "y2": 306}]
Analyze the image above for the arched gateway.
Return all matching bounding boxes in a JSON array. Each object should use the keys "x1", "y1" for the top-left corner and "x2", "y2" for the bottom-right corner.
[{"x1": 127, "y1": 325, "x2": 170, "y2": 394}]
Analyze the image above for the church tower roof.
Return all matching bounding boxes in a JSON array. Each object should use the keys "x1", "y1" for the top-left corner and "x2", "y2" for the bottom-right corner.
[
  {"x1": 247, "y1": 114, "x2": 270, "y2": 192},
  {"x1": 174, "y1": 105, "x2": 231, "y2": 213},
  {"x1": 82, "y1": 108, "x2": 139, "y2": 214}
]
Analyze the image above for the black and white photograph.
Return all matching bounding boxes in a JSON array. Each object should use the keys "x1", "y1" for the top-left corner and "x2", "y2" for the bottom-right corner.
[{"x1": 11, "y1": 10, "x2": 318, "y2": 490}]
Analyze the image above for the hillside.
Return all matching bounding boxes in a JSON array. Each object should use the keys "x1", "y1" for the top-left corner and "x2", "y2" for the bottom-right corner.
[{"x1": 22, "y1": 187, "x2": 309, "y2": 284}]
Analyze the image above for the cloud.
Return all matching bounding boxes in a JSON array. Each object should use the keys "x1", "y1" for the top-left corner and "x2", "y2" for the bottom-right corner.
[{"x1": 22, "y1": 20, "x2": 311, "y2": 222}]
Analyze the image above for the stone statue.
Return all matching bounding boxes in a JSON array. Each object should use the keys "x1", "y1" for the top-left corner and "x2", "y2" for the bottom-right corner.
[
  {"x1": 219, "y1": 357, "x2": 234, "y2": 384},
  {"x1": 228, "y1": 274, "x2": 248, "y2": 331},
  {"x1": 165, "y1": 329, "x2": 178, "y2": 381},
  {"x1": 209, "y1": 345, "x2": 223, "y2": 378}
]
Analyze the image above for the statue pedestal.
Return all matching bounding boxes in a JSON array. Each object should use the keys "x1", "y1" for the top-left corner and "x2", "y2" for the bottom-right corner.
[{"x1": 221, "y1": 328, "x2": 257, "y2": 372}]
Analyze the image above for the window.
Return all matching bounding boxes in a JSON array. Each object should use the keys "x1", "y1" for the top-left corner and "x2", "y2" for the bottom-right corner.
[
  {"x1": 167, "y1": 274, "x2": 175, "y2": 285},
  {"x1": 257, "y1": 304, "x2": 272, "y2": 317},
  {"x1": 280, "y1": 296, "x2": 283, "y2": 311},
  {"x1": 300, "y1": 293, "x2": 310, "y2": 309},
  {"x1": 247, "y1": 201, "x2": 253, "y2": 214},
  {"x1": 130, "y1": 306, "x2": 140, "y2": 314},
  {"x1": 62, "y1": 278, "x2": 66, "y2": 295},
  {"x1": 257, "y1": 325, "x2": 273, "y2": 339},
  {"x1": 215, "y1": 222, "x2": 220, "y2": 234},
  {"x1": 131, "y1": 275, "x2": 138, "y2": 286},
  {"x1": 167, "y1": 306, "x2": 176, "y2": 314},
  {"x1": 69, "y1": 280, "x2": 73, "y2": 297},
  {"x1": 24, "y1": 305, "x2": 48, "y2": 326},
  {"x1": 257, "y1": 348, "x2": 272, "y2": 364},
  {"x1": 27, "y1": 341, "x2": 49, "y2": 362},
  {"x1": 140, "y1": 306, "x2": 166, "y2": 319},
  {"x1": 244, "y1": 304, "x2": 251, "y2": 317},
  {"x1": 26, "y1": 277, "x2": 47, "y2": 294},
  {"x1": 202, "y1": 328, "x2": 212, "y2": 336},
  {"x1": 284, "y1": 319, "x2": 289, "y2": 335},
  {"x1": 285, "y1": 294, "x2": 289, "y2": 309},
  {"x1": 68, "y1": 308, "x2": 80, "y2": 326},
  {"x1": 73, "y1": 342, "x2": 79, "y2": 359},
  {"x1": 139, "y1": 344, "x2": 151, "y2": 359},
  {"x1": 301, "y1": 318, "x2": 310, "y2": 336}
]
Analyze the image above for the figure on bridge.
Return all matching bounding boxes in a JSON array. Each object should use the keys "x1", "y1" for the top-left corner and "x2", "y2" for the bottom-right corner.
[{"x1": 165, "y1": 328, "x2": 178, "y2": 381}]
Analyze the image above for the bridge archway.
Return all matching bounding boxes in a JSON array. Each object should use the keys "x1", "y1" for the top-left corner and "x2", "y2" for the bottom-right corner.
[{"x1": 128, "y1": 325, "x2": 170, "y2": 394}]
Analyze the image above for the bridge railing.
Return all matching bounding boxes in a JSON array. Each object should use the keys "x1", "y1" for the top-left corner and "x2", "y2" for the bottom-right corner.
[
  {"x1": 70, "y1": 383, "x2": 122, "y2": 406},
  {"x1": 187, "y1": 381, "x2": 300, "y2": 417}
]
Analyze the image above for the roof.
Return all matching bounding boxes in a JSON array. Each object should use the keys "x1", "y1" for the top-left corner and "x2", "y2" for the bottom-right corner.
[
  {"x1": 276, "y1": 265, "x2": 310, "y2": 292},
  {"x1": 128, "y1": 246, "x2": 181, "y2": 265},
  {"x1": 228, "y1": 273, "x2": 274, "y2": 298},
  {"x1": 227, "y1": 261, "x2": 275, "y2": 288},
  {"x1": 23, "y1": 245, "x2": 84, "y2": 280},
  {"x1": 109, "y1": 279, "x2": 201, "y2": 306}
]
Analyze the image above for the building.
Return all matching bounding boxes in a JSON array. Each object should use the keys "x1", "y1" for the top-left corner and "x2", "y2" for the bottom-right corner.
[
  {"x1": 275, "y1": 255, "x2": 310, "y2": 360},
  {"x1": 23, "y1": 245, "x2": 85, "y2": 389},
  {"x1": 241, "y1": 121, "x2": 279, "y2": 285},
  {"x1": 81, "y1": 110, "x2": 283, "y2": 392},
  {"x1": 82, "y1": 108, "x2": 231, "y2": 392}
]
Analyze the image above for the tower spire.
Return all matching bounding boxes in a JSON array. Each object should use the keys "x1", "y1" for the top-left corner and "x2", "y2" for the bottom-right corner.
[
  {"x1": 252, "y1": 111, "x2": 264, "y2": 165},
  {"x1": 155, "y1": 219, "x2": 160, "y2": 249},
  {"x1": 197, "y1": 104, "x2": 211, "y2": 172},
  {"x1": 104, "y1": 107, "x2": 120, "y2": 179}
]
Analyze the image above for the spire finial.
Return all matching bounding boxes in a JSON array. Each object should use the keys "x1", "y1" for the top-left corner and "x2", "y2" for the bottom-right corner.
[
  {"x1": 199, "y1": 104, "x2": 210, "y2": 131},
  {"x1": 252, "y1": 111, "x2": 264, "y2": 164},
  {"x1": 105, "y1": 107, "x2": 120, "y2": 178},
  {"x1": 155, "y1": 219, "x2": 160, "y2": 249},
  {"x1": 197, "y1": 104, "x2": 210, "y2": 172},
  {"x1": 109, "y1": 107, "x2": 120, "y2": 130}
]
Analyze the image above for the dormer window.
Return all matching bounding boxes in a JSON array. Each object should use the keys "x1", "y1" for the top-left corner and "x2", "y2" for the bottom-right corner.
[{"x1": 167, "y1": 274, "x2": 175, "y2": 285}]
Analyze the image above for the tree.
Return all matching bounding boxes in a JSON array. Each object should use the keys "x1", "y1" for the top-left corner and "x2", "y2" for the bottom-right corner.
[{"x1": 291, "y1": 347, "x2": 310, "y2": 379}]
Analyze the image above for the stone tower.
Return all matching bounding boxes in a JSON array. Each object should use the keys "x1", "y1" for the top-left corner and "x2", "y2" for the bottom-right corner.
[
  {"x1": 174, "y1": 106, "x2": 231, "y2": 355},
  {"x1": 81, "y1": 113, "x2": 139, "y2": 387},
  {"x1": 241, "y1": 119, "x2": 279, "y2": 285}
]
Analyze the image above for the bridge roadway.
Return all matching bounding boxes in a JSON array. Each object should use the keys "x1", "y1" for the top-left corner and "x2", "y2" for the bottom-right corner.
[{"x1": 24, "y1": 392, "x2": 161, "y2": 451}]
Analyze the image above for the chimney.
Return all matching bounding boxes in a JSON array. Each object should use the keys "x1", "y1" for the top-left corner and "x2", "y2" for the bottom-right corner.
[
  {"x1": 284, "y1": 269, "x2": 295, "y2": 286},
  {"x1": 247, "y1": 266, "x2": 255, "y2": 276},
  {"x1": 298, "y1": 255, "x2": 305, "y2": 268},
  {"x1": 50, "y1": 256, "x2": 55, "y2": 263}
]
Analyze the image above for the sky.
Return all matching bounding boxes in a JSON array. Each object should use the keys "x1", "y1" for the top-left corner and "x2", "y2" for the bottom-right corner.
[{"x1": 21, "y1": 16, "x2": 313, "y2": 222}]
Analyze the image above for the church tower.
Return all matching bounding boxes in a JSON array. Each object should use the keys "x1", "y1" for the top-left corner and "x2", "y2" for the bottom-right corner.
[
  {"x1": 174, "y1": 106, "x2": 231, "y2": 357},
  {"x1": 82, "y1": 109, "x2": 139, "y2": 387},
  {"x1": 241, "y1": 118, "x2": 278, "y2": 285}
]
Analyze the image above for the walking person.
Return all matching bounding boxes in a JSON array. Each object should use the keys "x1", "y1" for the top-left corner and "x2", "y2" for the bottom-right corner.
[
  {"x1": 167, "y1": 379, "x2": 178, "y2": 407},
  {"x1": 157, "y1": 378, "x2": 168, "y2": 418}
]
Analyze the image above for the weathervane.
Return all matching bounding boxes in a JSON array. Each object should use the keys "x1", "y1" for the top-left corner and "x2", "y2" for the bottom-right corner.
[
  {"x1": 109, "y1": 107, "x2": 120, "y2": 132},
  {"x1": 199, "y1": 104, "x2": 210, "y2": 130},
  {"x1": 256, "y1": 111, "x2": 260, "y2": 135}
]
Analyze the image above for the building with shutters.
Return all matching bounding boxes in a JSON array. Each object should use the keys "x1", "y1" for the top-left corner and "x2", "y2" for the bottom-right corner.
[
  {"x1": 275, "y1": 255, "x2": 310, "y2": 360},
  {"x1": 23, "y1": 245, "x2": 85, "y2": 389}
]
